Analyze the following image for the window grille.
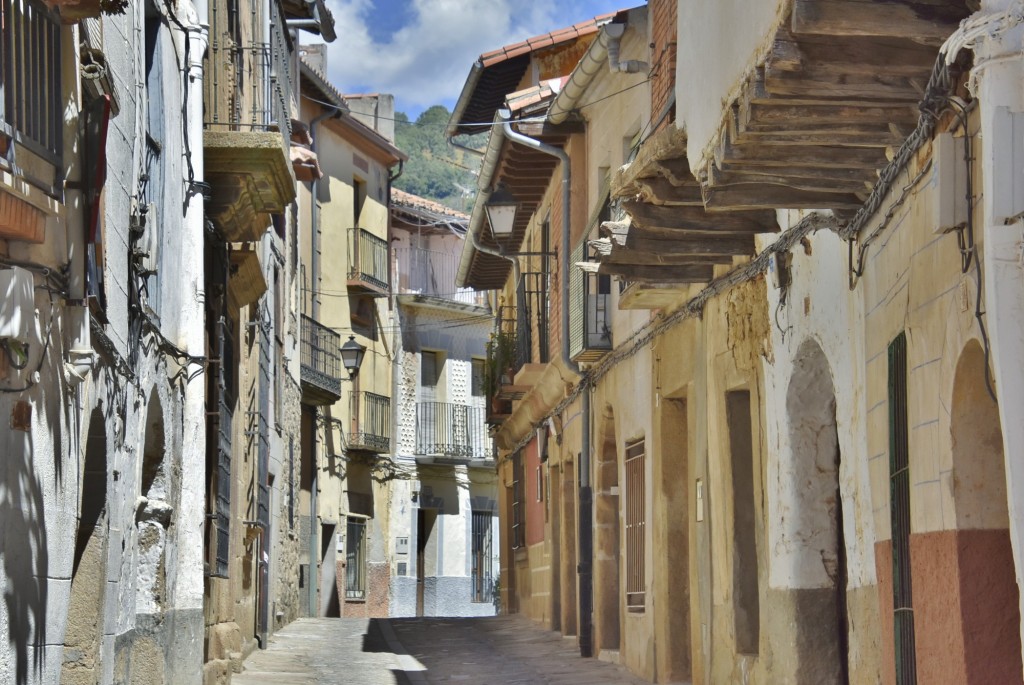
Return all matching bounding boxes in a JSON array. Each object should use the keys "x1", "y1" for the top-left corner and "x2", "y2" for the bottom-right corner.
[
  {"x1": 345, "y1": 518, "x2": 367, "y2": 599},
  {"x1": 888, "y1": 332, "x2": 917, "y2": 684},
  {"x1": 625, "y1": 438, "x2": 646, "y2": 610},
  {"x1": 471, "y1": 358, "x2": 485, "y2": 397},
  {"x1": 471, "y1": 511, "x2": 494, "y2": 602}
]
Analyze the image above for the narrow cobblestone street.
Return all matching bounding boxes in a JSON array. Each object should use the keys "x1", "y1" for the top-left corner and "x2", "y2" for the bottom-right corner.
[{"x1": 233, "y1": 617, "x2": 651, "y2": 685}]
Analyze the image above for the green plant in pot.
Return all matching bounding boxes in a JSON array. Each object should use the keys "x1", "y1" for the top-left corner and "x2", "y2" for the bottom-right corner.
[{"x1": 483, "y1": 328, "x2": 517, "y2": 400}]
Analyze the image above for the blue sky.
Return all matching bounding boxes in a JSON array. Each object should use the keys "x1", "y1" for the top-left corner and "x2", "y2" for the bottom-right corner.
[{"x1": 319, "y1": 0, "x2": 636, "y2": 119}]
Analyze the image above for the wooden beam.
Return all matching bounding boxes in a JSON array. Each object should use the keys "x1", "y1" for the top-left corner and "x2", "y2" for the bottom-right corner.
[
  {"x1": 716, "y1": 142, "x2": 888, "y2": 170},
  {"x1": 515, "y1": 121, "x2": 583, "y2": 137},
  {"x1": 632, "y1": 176, "x2": 704, "y2": 206},
  {"x1": 622, "y1": 201, "x2": 779, "y2": 233},
  {"x1": 791, "y1": 0, "x2": 969, "y2": 46},
  {"x1": 701, "y1": 182, "x2": 864, "y2": 211},
  {"x1": 600, "y1": 222, "x2": 757, "y2": 256},
  {"x1": 763, "y1": 64, "x2": 924, "y2": 102},
  {"x1": 579, "y1": 261, "x2": 715, "y2": 283},
  {"x1": 771, "y1": 26, "x2": 940, "y2": 77},
  {"x1": 709, "y1": 164, "x2": 877, "y2": 194}
]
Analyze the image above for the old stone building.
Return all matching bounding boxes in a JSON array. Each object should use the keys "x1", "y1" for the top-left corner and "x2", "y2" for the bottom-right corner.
[
  {"x1": 0, "y1": 0, "x2": 208, "y2": 682},
  {"x1": 295, "y1": 54, "x2": 405, "y2": 620},
  {"x1": 451, "y1": 0, "x2": 1024, "y2": 684},
  {"x1": 388, "y1": 189, "x2": 499, "y2": 618}
]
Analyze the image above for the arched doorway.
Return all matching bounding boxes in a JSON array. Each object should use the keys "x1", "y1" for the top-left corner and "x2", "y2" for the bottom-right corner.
[
  {"x1": 132, "y1": 391, "x2": 169, "y2": 684},
  {"x1": 62, "y1": 409, "x2": 109, "y2": 685},
  {"x1": 593, "y1": 404, "x2": 620, "y2": 654},
  {"x1": 950, "y1": 340, "x2": 1022, "y2": 683},
  {"x1": 786, "y1": 339, "x2": 848, "y2": 684}
]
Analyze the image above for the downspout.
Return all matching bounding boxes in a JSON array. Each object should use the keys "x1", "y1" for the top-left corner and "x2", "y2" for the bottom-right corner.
[
  {"x1": 605, "y1": 23, "x2": 649, "y2": 74},
  {"x1": 499, "y1": 109, "x2": 593, "y2": 658},
  {"x1": 307, "y1": 104, "x2": 338, "y2": 616}
]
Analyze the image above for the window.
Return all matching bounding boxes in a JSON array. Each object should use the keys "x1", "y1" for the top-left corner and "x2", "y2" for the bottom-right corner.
[
  {"x1": 345, "y1": 517, "x2": 367, "y2": 599},
  {"x1": 625, "y1": 438, "x2": 646, "y2": 610},
  {"x1": 536, "y1": 465, "x2": 543, "y2": 502},
  {"x1": 471, "y1": 511, "x2": 493, "y2": 602},
  {"x1": 888, "y1": 332, "x2": 917, "y2": 684},
  {"x1": 727, "y1": 390, "x2": 760, "y2": 654},
  {"x1": 353, "y1": 177, "x2": 366, "y2": 226},
  {"x1": 512, "y1": 451, "x2": 524, "y2": 549},
  {"x1": 569, "y1": 203, "x2": 613, "y2": 362},
  {"x1": 421, "y1": 350, "x2": 441, "y2": 402},
  {"x1": 471, "y1": 358, "x2": 485, "y2": 397}
]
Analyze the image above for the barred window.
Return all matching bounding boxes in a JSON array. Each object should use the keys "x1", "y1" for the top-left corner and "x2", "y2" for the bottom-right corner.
[
  {"x1": 625, "y1": 438, "x2": 646, "y2": 610},
  {"x1": 345, "y1": 518, "x2": 367, "y2": 599}
]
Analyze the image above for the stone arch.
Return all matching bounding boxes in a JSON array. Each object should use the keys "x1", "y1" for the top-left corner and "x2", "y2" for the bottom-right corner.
[
  {"x1": 136, "y1": 390, "x2": 170, "y2": 617},
  {"x1": 785, "y1": 338, "x2": 848, "y2": 684},
  {"x1": 62, "y1": 409, "x2": 109, "y2": 685},
  {"x1": 948, "y1": 339, "x2": 1022, "y2": 683},
  {"x1": 592, "y1": 403, "x2": 620, "y2": 654}
]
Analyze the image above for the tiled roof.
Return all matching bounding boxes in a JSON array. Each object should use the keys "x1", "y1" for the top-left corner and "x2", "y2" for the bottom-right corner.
[
  {"x1": 479, "y1": 14, "x2": 618, "y2": 68},
  {"x1": 391, "y1": 188, "x2": 469, "y2": 222},
  {"x1": 505, "y1": 77, "x2": 567, "y2": 115}
]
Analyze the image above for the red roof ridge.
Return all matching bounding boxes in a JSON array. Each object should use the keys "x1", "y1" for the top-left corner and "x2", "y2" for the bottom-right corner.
[{"x1": 478, "y1": 12, "x2": 619, "y2": 68}]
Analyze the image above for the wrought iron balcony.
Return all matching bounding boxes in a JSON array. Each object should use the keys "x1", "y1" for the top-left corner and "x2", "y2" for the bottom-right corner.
[
  {"x1": 202, "y1": 0, "x2": 296, "y2": 242},
  {"x1": 300, "y1": 314, "x2": 342, "y2": 405},
  {"x1": 416, "y1": 402, "x2": 489, "y2": 460},
  {"x1": 0, "y1": 0, "x2": 63, "y2": 199},
  {"x1": 394, "y1": 247, "x2": 488, "y2": 306},
  {"x1": 348, "y1": 228, "x2": 389, "y2": 295},
  {"x1": 348, "y1": 391, "x2": 391, "y2": 453}
]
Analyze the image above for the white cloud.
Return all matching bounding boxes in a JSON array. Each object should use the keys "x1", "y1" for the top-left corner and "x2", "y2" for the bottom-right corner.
[{"x1": 320, "y1": 0, "x2": 587, "y2": 113}]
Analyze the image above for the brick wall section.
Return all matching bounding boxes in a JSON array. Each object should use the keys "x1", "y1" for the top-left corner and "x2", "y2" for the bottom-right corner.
[{"x1": 650, "y1": 0, "x2": 677, "y2": 133}]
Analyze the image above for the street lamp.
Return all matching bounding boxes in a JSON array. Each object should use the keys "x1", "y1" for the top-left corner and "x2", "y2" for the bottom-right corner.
[
  {"x1": 340, "y1": 335, "x2": 366, "y2": 378},
  {"x1": 485, "y1": 184, "x2": 518, "y2": 239}
]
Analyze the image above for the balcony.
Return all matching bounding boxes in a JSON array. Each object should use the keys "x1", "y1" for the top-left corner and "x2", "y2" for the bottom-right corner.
[
  {"x1": 348, "y1": 228, "x2": 389, "y2": 295},
  {"x1": 569, "y1": 243, "x2": 612, "y2": 362},
  {"x1": 415, "y1": 402, "x2": 490, "y2": 462},
  {"x1": 348, "y1": 391, "x2": 391, "y2": 453},
  {"x1": 203, "y1": 0, "x2": 296, "y2": 242},
  {"x1": 394, "y1": 247, "x2": 488, "y2": 307},
  {"x1": 300, "y1": 314, "x2": 342, "y2": 405},
  {"x1": 0, "y1": 0, "x2": 63, "y2": 219}
]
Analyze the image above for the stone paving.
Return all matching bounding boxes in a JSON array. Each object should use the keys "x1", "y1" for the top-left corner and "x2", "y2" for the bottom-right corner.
[{"x1": 233, "y1": 616, "x2": 651, "y2": 685}]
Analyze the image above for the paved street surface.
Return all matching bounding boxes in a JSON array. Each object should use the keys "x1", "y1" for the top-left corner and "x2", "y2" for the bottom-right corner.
[{"x1": 233, "y1": 616, "x2": 651, "y2": 685}]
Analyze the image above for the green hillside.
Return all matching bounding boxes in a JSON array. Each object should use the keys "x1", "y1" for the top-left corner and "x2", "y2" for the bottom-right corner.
[{"x1": 393, "y1": 105, "x2": 484, "y2": 214}]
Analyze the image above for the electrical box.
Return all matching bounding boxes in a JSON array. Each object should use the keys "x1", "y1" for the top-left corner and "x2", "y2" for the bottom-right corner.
[
  {"x1": 395, "y1": 537, "x2": 409, "y2": 555},
  {"x1": 0, "y1": 266, "x2": 35, "y2": 341},
  {"x1": 336, "y1": 532, "x2": 345, "y2": 555},
  {"x1": 932, "y1": 132, "x2": 968, "y2": 234}
]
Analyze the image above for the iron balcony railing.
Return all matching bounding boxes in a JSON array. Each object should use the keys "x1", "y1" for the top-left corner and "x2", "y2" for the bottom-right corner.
[
  {"x1": 348, "y1": 391, "x2": 391, "y2": 453},
  {"x1": 416, "y1": 402, "x2": 488, "y2": 459},
  {"x1": 204, "y1": 0, "x2": 292, "y2": 143},
  {"x1": 0, "y1": 0, "x2": 62, "y2": 168},
  {"x1": 300, "y1": 314, "x2": 342, "y2": 400},
  {"x1": 395, "y1": 248, "x2": 488, "y2": 306},
  {"x1": 348, "y1": 228, "x2": 389, "y2": 292}
]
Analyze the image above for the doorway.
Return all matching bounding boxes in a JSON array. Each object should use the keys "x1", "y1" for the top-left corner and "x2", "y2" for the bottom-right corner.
[
  {"x1": 416, "y1": 509, "x2": 437, "y2": 616},
  {"x1": 786, "y1": 340, "x2": 847, "y2": 684}
]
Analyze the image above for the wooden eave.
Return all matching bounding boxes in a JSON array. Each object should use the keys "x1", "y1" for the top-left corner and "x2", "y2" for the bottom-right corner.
[
  {"x1": 463, "y1": 129, "x2": 571, "y2": 290},
  {"x1": 605, "y1": 124, "x2": 777, "y2": 285},
  {"x1": 698, "y1": 0, "x2": 971, "y2": 211}
]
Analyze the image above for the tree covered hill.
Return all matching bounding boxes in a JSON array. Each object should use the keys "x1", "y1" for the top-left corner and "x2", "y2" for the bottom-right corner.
[{"x1": 393, "y1": 105, "x2": 484, "y2": 214}]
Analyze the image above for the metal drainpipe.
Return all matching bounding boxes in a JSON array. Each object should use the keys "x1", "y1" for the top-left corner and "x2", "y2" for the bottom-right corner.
[
  {"x1": 308, "y1": 105, "x2": 338, "y2": 616},
  {"x1": 499, "y1": 109, "x2": 593, "y2": 658}
]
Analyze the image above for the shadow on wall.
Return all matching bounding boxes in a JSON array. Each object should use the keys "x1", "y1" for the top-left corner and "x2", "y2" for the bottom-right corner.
[{"x1": 2, "y1": 407, "x2": 50, "y2": 685}]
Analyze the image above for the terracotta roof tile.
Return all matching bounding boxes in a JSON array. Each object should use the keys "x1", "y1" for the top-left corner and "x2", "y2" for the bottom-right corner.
[
  {"x1": 391, "y1": 188, "x2": 469, "y2": 222},
  {"x1": 477, "y1": 13, "x2": 617, "y2": 68}
]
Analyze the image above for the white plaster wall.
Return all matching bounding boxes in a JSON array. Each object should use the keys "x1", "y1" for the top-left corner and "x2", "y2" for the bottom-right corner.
[
  {"x1": 677, "y1": 0, "x2": 787, "y2": 170},
  {"x1": 758, "y1": 222, "x2": 876, "y2": 591}
]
